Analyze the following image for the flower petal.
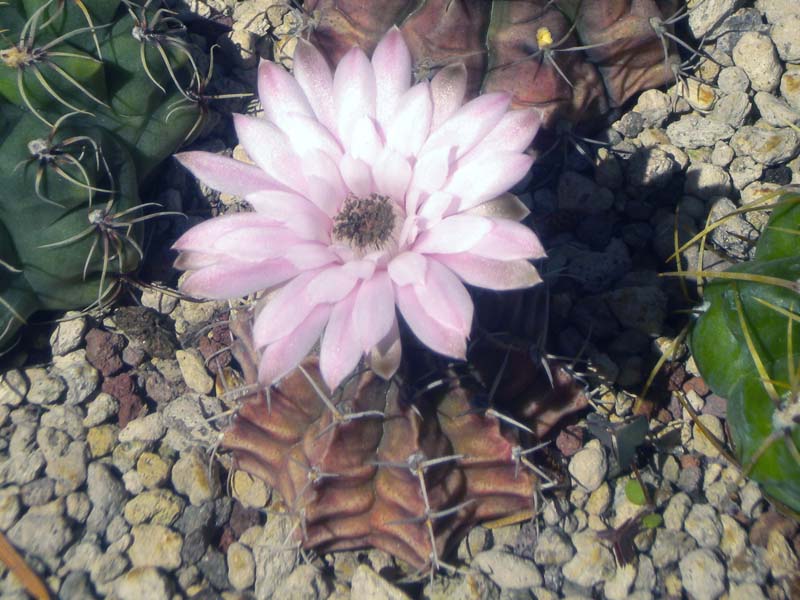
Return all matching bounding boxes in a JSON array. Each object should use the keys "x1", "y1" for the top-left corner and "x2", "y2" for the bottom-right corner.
[
  {"x1": 395, "y1": 283, "x2": 466, "y2": 359},
  {"x1": 293, "y1": 39, "x2": 336, "y2": 131},
  {"x1": 246, "y1": 191, "x2": 331, "y2": 241},
  {"x1": 258, "y1": 304, "x2": 332, "y2": 385},
  {"x1": 369, "y1": 317, "x2": 401, "y2": 380},
  {"x1": 387, "y1": 251, "x2": 427, "y2": 287},
  {"x1": 180, "y1": 258, "x2": 298, "y2": 299},
  {"x1": 253, "y1": 270, "x2": 322, "y2": 347},
  {"x1": 320, "y1": 289, "x2": 363, "y2": 389},
  {"x1": 372, "y1": 26, "x2": 412, "y2": 128},
  {"x1": 420, "y1": 92, "x2": 510, "y2": 160},
  {"x1": 212, "y1": 226, "x2": 303, "y2": 261},
  {"x1": 417, "y1": 191, "x2": 457, "y2": 223},
  {"x1": 413, "y1": 215, "x2": 491, "y2": 254},
  {"x1": 258, "y1": 59, "x2": 314, "y2": 127},
  {"x1": 334, "y1": 46, "x2": 376, "y2": 148},
  {"x1": 353, "y1": 271, "x2": 395, "y2": 351},
  {"x1": 414, "y1": 259, "x2": 473, "y2": 334},
  {"x1": 283, "y1": 243, "x2": 339, "y2": 270},
  {"x1": 446, "y1": 152, "x2": 533, "y2": 212},
  {"x1": 431, "y1": 254, "x2": 542, "y2": 290},
  {"x1": 175, "y1": 152, "x2": 289, "y2": 198},
  {"x1": 373, "y1": 149, "x2": 412, "y2": 204},
  {"x1": 340, "y1": 154, "x2": 374, "y2": 197},
  {"x1": 463, "y1": 193, "x2": 530, "y2": 221},
  {"x1": 385, "y1": 82, "x2": 432, "y2": 159},
  {"x1": 278, "y1": 113, "x2": 343, "y2": 161},
  {"x1": 469, "y1": 219, "x2": 546, "y2": 260},
  {"x1": 173, "y1": 213, "x2": 277, "y2": 252},
  {"x1": 430, "y1": 63, "x2": 467, "y2": 130},
  {"x1": 469, "y1": 108, "x2": 541, "y2": 156},
  {"x1": 304, "y1": 266, "x2": 360, "y2": 305},
  {"x1": 233, "y1": 114, "x2": 307, "y2": 195},
  {"x1": 350, "y1": 116, "x2": 385, "y2": 166},
  {"x1": 303, "y1": 149, "x2": 347, "y2": 215}
]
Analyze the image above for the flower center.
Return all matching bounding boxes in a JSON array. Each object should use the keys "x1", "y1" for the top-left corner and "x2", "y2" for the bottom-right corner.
[{"x1": 332, "y1": 193, "x2": 396, "y2": 250}]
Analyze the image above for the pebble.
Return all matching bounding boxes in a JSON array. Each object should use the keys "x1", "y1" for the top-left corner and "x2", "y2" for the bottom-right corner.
[
  {"x1": 732, "y1": 32, "x2": 782, "y2": 92},
  {"x1": 568, "y1": 445, "x2": 607, "y2": 492},
  {"x1": 651, "y1": 529, "x2": 698, "y2": 568},
  {"x1": 663, "y1": 492, "x2": 691, "y2": 530},
  {"x1": 161, "y1": 395, "x2": 222, "y2": 450},
  {"x1": 782, "y1": 70, "x2": 800, "y2": 111},
  {"x1": 136, "y1": 452, "x2": 170, "y2": 489},
  {"x1": 231, "y1": 470, "x2": 269, "y2": 509},
  {"x1": 561, "y1": 530, "x2": 615, "y2": 588},
  {"x1": 684, "y1": 504, "x2": 723, "y2": 548},
  {"x1": 603, "y1": 563, "x2": 636, "y2": 600},
  {"x1": 632, "y1": 90, "x2": 672, "y2": 127},
  {"x1": 253, "y1": 513, "x2": 297, "y2": 599},
  {"x1": 772, "y1": 13, "x2": 800, "y2": 62},
  {"x1": 729, "y1": 583, "x2": 768, "y2": 600},
  {"x1": 0, "y1": 369, "x2": 26, "y2": 406},
  {"x1": 710, "y1": 91, "x2": 752, "y2": 128},
  {"x1": 755, "y1": 91, "x2": 800, "y2": 128},
  {"x1": 271, "y1": 564, "x2": 330, "y2": 600},
  {"x1": 113, "y1": 567, "x2": 171, "y2": 600},
  {"x1": 7, "y1": 499, "x2": 73, "y2": 564},
  {"x1": 83, "y1": 393, "x2": 119, "y2": 427},
  {"x1": 679, "y1": 549, "x2": 726, "y2": 600},
  {"x1": 626, "y1": 147, "x2": 679, "y2": 188},
  {"x1": 717, "y1": 66, "x2": 750, "y2": 94},
  {"x1": 557, "y1": 171, "x2": 615, "y2": 213},
  {"x1": 140, "y1": 287, "x2": 178, "y2": 314},
  {"x1": 118, "y1": 412, "x2": 166, "y2": 444},
  {"x1": 0, "y1": 491, "x2": 20, "y2": 529},
  {"x1": 684, "y1": 163, "x2": 731, "y2": 199},
  {"x1": 66, "y1": 491, "x2": 91, "y2": 522},
  {"x1": 86, "y1": 424, "x2": 118, "y2": 458},
  {"x1": 688, "y1": 0, "x2": 741, "y2": 38},
  {"x1": 720, "y1": 514, "x2": 747, "y2": 559},
  {"x1": 25, "y1": 367, "x2": 65, "y2": 405},
  {"x1": 764, "y1": 530, "x2": 798, "y2": 579},
  {"x1": 666, "y1": 114, "x2": 733, "y2": 148},
  {"x1": 227, "y1": 542, "x2": 256, "y2": 591},
  {"x1": 128, "y1": 523, "x2": 183, "y2": 569},
  {"x1": 692, "y1": 414, "x2": 725, "y2": 457},
  {"x1": 729, "y1": 156, "x2": 764, "y2": 189},
  {"x1": 49, "y1": 314, "x2": 87, "y2": 356},
  {"x1": 62, "y1": 540, "x2": 102, "y2": 574},
  {"x1": 86, "y1": 463, "x2": 127, "y2": 534},
  {"x1": 472, "y1": 550, "x2": 542, "y2": 589},
  {"x1": 123, "y1": 489, "x2": 184, "y2": 526},
  {"x1": 172, "y1": 448, "x2": 221, "y2": 506},
  {"x1": 51, "y1": 351, "x2": 98, "y2": 405},
  {"x1": 603, "y1": 286, "x2": 667, "y2": 335},
  {"x1": 534, "y1": 528, "x2": 575, "y2": 566},
  {"x1": 90, "y1": 551, "x2": 129, "y2": 586},
  {"x1": 45, "y1": 440, "x2": 88, "y2": 494},
  {"x1": 176, "y1": 349, "x2": 215, "y2": 394},
  {"x1": 711, "y1": 141, "x2": 734, "y2": 167}
]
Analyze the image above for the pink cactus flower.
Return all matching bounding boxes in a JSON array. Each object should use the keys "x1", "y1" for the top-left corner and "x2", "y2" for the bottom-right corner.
[{"x1": 173, "y1": 27, "x2": 545, "y2": 390}]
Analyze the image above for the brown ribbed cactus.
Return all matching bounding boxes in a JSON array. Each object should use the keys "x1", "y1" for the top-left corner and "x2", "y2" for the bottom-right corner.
[
  {"x1": 302, "y1": 0, "x2": 682, "y2": 129},
  {"x1": 222, "y1": 313, "x2": 588, "y2": 570}
]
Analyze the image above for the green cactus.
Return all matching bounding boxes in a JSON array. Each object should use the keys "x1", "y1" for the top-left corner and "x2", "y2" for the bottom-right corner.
[
  {"x1": 689, "y1": 189, "x2": 800, "y2": 513},
  {"x1": 0, "y1": 0, "x2": 202, "y2": 350}
]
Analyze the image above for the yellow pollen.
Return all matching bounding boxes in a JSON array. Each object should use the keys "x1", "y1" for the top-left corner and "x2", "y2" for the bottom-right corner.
[
  {"x1": 536, "y1": 27, "x2": 553, "y2": 49},
  {"x1": 0, "y1": 46, "x2": 30, "y2": 69}
]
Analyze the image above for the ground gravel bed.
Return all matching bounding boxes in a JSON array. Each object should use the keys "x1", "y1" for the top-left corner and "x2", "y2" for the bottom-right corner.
[{"x1": 1, "y1": 0, "x2": 800, "y2": 598}]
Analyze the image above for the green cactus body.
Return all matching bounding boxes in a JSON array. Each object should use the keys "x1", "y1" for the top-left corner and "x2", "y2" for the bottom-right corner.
[
  {"x1": 690, "y1": 192, "x2": 800, "y2": 512},
  {"x1": 0, "y1": 0, "x2": 202, "y2": 349}
]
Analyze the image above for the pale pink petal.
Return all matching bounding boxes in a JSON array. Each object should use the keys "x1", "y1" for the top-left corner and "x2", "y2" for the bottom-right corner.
[
  {"x1": 446, "y1": 152, "x2": 534, "y2": 211},
  {"x1": 212, "y1": 227, "x2": 304, "y2": 261},
  {"x1": 303, "y1": 149, "x2": 347, "y2": 215},
  {"x1": 180, "y1": 259, "x2": 298, "y2": 299},
  {"x1": 417, "y1": 191, "x2": 457, "y2": 223},
  {"x1": 369, "y1": 318, "x2": 401, "y2": 380},
  {"x1": 469, "y1": 219, "x2": 546, "y2": 260},
  {"x1": 293, "y1": 39, "x2": 336, "y2": 131},
  {"x1": 408, "y1": 145, "x2": 455, "y2": 196},
  {"x1": 385, "y1": 83, "x2": 432, "y2": 159},
  {"x1": 258, "y1": 304, "x2": 332, "y2": 384},
  {"x1": 414, "y1": 259, "x2": 473, "y2": 334},
  {"x1": 342, "y1": 259, "x2": 376, "y2": 280},
  {"x1": 319, "y1": 289, "x2": 363, "y2": 389},
  {"x1": 175, "y1": 152, "x2": 289, "y2": 198},
  {"x1": 372, "y1": 26, "x2": 412, "y2": 127},
  {"x1": 173, "y1": 213, "x2": 278, "y2": 251},
  {"x1": 277, "y1": 113, "x2": 343, "y2": 161},
  {"x1": 246, "y1": 191, "x2": 331, "y2": 241},
  {"x1": 387, "y1": 251, "x2": 427, "y2": 287},
  {"x1": 353, "y1": 271, "x2": 395, "y2": 351},
  {"x1": 468, "y1": 108, "x2": 541, "y2": 157},
  {"x1": 304, "y1": 265, "x2": 360, "y2": 304},
  {"x1": 233, "y1": 114, "x2": 307, "y2": 195},
  {"x1": 334, "y1": 47, "x2": 376, "y2": 147},
  {"x1": 340, "y1": 154, "x2": 374, "y2": 197},
  {"x1": 463, "y1": 193, "x2": 530, "y2": 221},
  {"x1": 419, "y1": 92, "x2": 510, "y2": 159},
  {"x1": 373, "y1": 149, "x2": 412, "y2": 204},
  {"x1": 257, "y1": 59, "x2": 314, "y2": 127},
  {"x1": 413, "y1": 215, "x2": 491, "y2": 254},
  {"x1": 173, "y1": 251, "x2": 216, "y2": 271},
  {"x1": 283, "y1": 243, "x2": 339, "y2": 269},
  {"x1": 253, "y1": 270, "x2": 322, "y2": 346},
  {"x1": 349, "y1": 116, "x2": 385, "y2": 165},
  {"x1": 395, "y1": 284, "x2": 466, "y2": 359},
  {"x1": 431, "y1": 253, "x2": 542, "y2": 290},
  {"x1": 430, "y1": 63, "x2": 467, "y2": 130}
]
